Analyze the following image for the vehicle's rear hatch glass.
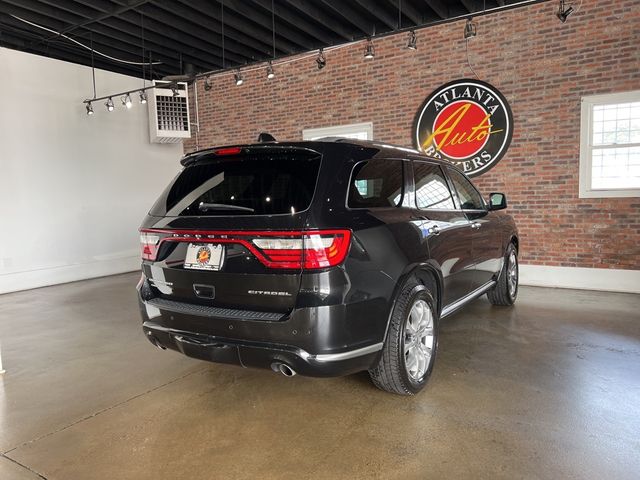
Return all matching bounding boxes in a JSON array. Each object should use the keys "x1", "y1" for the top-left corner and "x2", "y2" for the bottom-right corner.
[{"x1": 150, "y1": 152, "x2": 321, "y2": 217}]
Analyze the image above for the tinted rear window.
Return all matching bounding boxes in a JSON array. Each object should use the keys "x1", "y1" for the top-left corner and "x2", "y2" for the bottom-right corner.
[
  {"x1": 347, "y1": 159, "x2": 404, "y2": 208},
  {"x1": 150, "y1": 153, "x2": 320, "y2": 216}
]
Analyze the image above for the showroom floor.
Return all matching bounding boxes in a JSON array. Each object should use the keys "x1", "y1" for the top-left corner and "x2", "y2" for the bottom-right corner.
[{"x1": 0, "y1": 273, "x2": 638, "y2": 480}]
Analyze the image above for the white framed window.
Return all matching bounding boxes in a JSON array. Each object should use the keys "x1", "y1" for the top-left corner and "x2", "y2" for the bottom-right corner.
[
  {"x1": 579, "y1": 90, "x2": 640, "y2": 198},
  {"x1": 302, "y1": 122, "x2": 373, "y2": 141}
]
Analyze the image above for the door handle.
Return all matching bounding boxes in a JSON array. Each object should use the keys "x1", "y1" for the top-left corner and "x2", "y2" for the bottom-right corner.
[{"x1": 470, "y1": 222, "x2": 481, "y2": 229}]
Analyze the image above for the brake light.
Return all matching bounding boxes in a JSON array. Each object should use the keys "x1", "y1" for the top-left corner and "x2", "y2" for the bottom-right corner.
[
  {"x1": 213, "y1": 147, "x2": 242, "y2": 156},
  {"x1": 140, "y1": 232, "x2": 160, "y2": 261},
  {"x1": 253, "y1": 230, "x2": 351, "y2": 269}
]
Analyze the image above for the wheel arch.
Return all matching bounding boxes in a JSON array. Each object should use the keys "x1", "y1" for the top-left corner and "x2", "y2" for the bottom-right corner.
[
  {"x1": 392, "y1": 262, "x2": 443, "y2": 318},
  {"x1": 509, "y1": 234, "x2": 519, "y2": 252}
]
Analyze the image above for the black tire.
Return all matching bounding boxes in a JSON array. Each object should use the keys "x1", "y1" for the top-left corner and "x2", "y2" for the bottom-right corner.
[
  {"x1": 369, "y1": 280, "x2": 439, "y2": 395},
  {"x1": 487, "y1": 243, "x2": 518, "y2": 306}
]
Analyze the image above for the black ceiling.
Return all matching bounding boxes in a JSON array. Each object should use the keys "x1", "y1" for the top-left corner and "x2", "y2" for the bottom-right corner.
[{"x1": 0, "y1": 0, "x2": 545, "y2": 78}]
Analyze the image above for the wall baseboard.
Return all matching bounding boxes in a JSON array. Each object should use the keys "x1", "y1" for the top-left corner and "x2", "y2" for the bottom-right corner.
[
  {"x1": 520, "y1": 265, "x2": 640, "y2": 294},
  {"x1": 0, "y1": 256, "x2": 140, "y2": 295}
]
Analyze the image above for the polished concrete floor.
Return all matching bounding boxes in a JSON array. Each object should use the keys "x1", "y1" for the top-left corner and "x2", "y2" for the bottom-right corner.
[{"x1": 0, "y1": 273, "x2": 638, "y2": 479}]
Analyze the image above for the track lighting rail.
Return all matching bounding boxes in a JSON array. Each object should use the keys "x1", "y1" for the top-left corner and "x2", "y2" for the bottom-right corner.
[{"x1": 83, "y1": 83, "x2": 159, "y2": 104}]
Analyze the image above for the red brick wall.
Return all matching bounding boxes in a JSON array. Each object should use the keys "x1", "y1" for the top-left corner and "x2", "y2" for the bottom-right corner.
[{"x1": 185, "y1": 0, "x2": 640, "y2": 270}]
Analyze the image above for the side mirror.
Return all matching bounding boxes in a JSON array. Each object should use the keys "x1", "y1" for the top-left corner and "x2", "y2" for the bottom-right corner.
[{"x1": 488, "y1": 192, "x2": 507, "y2": 210}]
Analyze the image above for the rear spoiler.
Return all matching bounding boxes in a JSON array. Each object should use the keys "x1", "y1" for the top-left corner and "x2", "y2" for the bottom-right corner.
[{"x1": 180, "y1": 144, "x2": 322, "y2": 167}]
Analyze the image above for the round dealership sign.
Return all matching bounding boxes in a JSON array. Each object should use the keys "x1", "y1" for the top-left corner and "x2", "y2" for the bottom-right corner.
[{"x1": 413, "y1": 79, "x2": 513, "y2": 177}]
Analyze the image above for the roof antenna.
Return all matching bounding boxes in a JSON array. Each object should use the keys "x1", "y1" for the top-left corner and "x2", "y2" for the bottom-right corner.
[{"x1": 257, "y1": 132, "x2": 277, "y2": 143}]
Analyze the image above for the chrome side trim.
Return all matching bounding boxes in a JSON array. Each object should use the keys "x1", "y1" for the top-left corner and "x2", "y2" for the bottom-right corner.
[
  {"x1": 441, "y1": 280, "x2": 496, "y2": 318},
  {"x1": 311, "y1": 343, "x2": 383, "y2": 362}
]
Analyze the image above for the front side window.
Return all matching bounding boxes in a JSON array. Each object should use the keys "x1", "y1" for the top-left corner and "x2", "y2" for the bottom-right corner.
[
  {"x1": 447, "y1": 168, "x2": 485, "y2": 210},
  {"x1": 580, "y1": 91, "x2": 640, "y2": 198},
  {"x1": 413, "y1": 162, "x2": 455, "y2": 210},
  {"x1": 348, "y1": 159, "x2": 404, "y2": 208}
]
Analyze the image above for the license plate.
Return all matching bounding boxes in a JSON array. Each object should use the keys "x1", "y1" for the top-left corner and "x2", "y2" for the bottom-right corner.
[{"x1": 184, "y1": 243, "x2": 225, "y2": 271}]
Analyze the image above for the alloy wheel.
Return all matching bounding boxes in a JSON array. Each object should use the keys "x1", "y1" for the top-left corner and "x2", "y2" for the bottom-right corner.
[
  {"x1": 508, "y1": 250, "x2": 518, "y2": 298},
  {"x1": 404, "y1": 299, "x2": 435, "y2": 381}
]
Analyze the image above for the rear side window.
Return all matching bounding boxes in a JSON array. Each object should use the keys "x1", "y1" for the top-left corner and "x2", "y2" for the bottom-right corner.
[
  {"x1": 348, "y1": 159, "x2": 404, "y2": 208},
  {"x1": 150, "y1": 153, "x2": 320, "y2": 216},
  {"x1": 413, "y1": 162, "x2": 456, "y2": 210}
]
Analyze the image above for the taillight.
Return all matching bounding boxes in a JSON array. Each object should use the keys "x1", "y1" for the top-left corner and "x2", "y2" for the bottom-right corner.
[
  {"x1": 252, "y1": 230, "x2": 351, "y2": 270},
  {"x1": 140, "y1": 232, "x2": 160, "y2": 261},
  {"x1": 137, "y1": 229, "x2": 351, "y2": 270},
  {"x1": 303, "y1": 232, "x2": 351, "y2": 269}
]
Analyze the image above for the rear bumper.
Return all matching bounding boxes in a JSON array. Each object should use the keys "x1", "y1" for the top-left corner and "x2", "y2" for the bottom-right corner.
[
  {"x1": 137, "y1": 279, "x2": 387, "y2": 377},
  {"x1": 142, "y1": 321, "x2": 381, "y2": 377}
]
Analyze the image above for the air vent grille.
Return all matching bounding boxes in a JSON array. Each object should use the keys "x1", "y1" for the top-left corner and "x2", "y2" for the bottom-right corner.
[{"x1": 148, "y1": 81, "x2": 191, "y2": 144}]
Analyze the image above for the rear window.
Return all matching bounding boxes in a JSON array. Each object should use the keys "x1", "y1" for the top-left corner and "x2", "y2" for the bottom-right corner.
[
  {"x1": 347, "y1": 159, "x2": 404, "y2": 208},
  {"x1": 150, "y1": 153, "x2": 320, "y2": 216}
]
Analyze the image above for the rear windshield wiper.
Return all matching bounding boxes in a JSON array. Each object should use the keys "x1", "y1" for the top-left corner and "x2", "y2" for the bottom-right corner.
[{"x1": 198, "y1": 202, "x2": 255, "y2": 213}]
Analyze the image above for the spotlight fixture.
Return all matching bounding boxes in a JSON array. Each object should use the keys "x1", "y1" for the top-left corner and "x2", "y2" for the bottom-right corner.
[
  {"x1": 266, "y1": 61, "x2": 275, "y2": 80},
  {"x1": 122, "y1": 93, "x2": 132, "y2": 109},
  {"x1": 316, "y1": 48, "x2": 326, "y2": 70},
  {"x1": 406, "y1": 30, "x2": 417, "y2": 50},
  {"x1": 463, "y1": 18, "x2": 477, "y2": 39},
  {"x1": 556, "y1": 0, "x2": 574, "y2": 23},
  {"x1": 364, "y1": 39, "x2": 375, "y2": 60},
  {"x1": 86, "y1": 102, "x2": 94, "y2": 115},
  {"x1": 234, "y1": 69, "x2": 244, "y2": 86},
  {"x1": 171, "y1": 84, "x2": 179, "y2": 96},
  {"x1": 139, "y1": 91, "x2": 147, "y2": 104},
  {"x1": 105, "y1": 97, "x2": 114, "y2": 111},
  {"x1": 203, "y1": 76, "x2": 212, "y2": 91}
]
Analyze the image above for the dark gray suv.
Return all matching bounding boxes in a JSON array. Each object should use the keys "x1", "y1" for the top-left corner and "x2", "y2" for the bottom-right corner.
[{"x1": 137, "y1": 139, "x2": 518, "y2": 395}]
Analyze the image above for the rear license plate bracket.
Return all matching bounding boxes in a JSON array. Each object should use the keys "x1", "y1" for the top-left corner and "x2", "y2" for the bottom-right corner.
[{"x1": 184, "y1": 243, "x2": 225, "y2": 271}]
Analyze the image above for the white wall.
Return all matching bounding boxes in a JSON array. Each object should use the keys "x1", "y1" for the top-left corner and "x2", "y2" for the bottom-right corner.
[
  {"x1": 0, "y1": 48, "x2": 183, "y2": 294},
  {"x1": 520, "y1": 265, "x2": 640, "y2": 294}
]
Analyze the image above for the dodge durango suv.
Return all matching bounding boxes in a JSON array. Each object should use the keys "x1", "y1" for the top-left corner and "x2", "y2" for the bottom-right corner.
[{"x1": 137, "y1": 138, "x2": 519, "y2": 395}]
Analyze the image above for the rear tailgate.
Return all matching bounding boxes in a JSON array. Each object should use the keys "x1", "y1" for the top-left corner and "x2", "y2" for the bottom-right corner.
[{"x1": 139, "y1": 147, "x2": 345, "y2": 315}]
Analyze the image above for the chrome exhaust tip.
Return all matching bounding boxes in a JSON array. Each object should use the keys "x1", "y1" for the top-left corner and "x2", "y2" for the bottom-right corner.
[
  {"x1": 146, "y1": 332, "x2": 166, "y2": 350},
  {"x1": 271, "y1": 362, "x2": 296, "y2": 377}
]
